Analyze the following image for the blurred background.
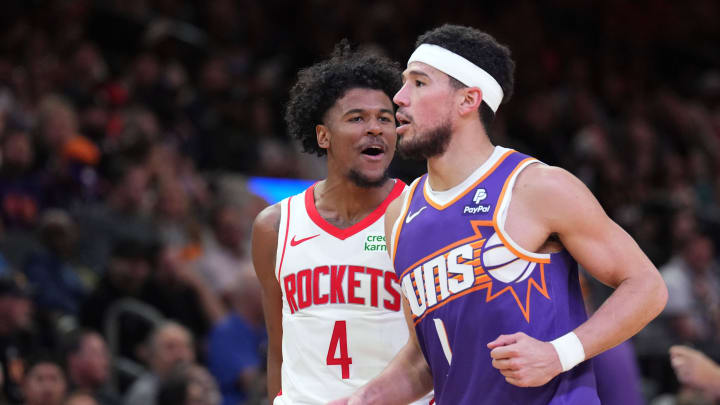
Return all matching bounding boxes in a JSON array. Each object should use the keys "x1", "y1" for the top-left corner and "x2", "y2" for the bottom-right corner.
[{"x1": 0, "y1": 0, "x2": 718, "y2": 404}]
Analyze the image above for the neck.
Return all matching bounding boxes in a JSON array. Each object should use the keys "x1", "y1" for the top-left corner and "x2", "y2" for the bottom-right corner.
[
  {"x1": 426, "y1": 119, "x2": 494, "y2": 191},
  {"x1": 314, "y1": 171, "x2": 394, "y2": 228}
]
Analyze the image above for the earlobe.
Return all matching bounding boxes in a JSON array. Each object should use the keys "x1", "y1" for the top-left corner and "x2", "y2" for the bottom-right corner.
[
  {"x1": 316, "y1": 124, "x2": 330, "y2": 149},
  {"x1": 459, "y1": 87, "x2": 483, "y2": 116}
]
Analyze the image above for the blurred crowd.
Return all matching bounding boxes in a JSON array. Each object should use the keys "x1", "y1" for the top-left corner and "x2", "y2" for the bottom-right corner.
[{"x1": 0, "y1": 1, "x2": 718, "y2": 405}]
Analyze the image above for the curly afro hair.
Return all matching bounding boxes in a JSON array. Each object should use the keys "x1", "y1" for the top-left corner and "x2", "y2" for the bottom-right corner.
[
  {"x1": 285, "y1": 40, "x2": 402, "y2": 156},
  {"x1": 415, "y1": 24, "x2": 515, "y2": 131}
]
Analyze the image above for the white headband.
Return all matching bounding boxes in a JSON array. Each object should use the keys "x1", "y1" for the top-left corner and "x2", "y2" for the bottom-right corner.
[{"x1": 408, "y1": 43, "x2": 504, "y2": 113}]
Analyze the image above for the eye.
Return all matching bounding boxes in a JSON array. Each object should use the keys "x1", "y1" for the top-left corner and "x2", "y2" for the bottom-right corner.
[
  {"x1": 348, "y1": 116, "x2": 363, "y2": 122},
  {"x1": 415, "y1": 80, "x2": 425, "y2": 87},
  {"x1": 379, "y1": 116, "x2": 392, "y2": 122}
]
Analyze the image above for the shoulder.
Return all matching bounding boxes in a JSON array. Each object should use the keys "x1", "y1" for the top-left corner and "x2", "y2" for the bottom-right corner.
[
  {"x1": 251, "y1": 203, "x2": 282, "y2": 280},
  {"x1": 252, "y1": 202, "x2": 282, "y2": 236},
  {"x1": 514, "y1": 163, "x2": 582, "y2": 198},
  {"x1": 512, "y1": 163, "x2": 608, "y2": 231},
  {"x1": 515, "y1": 163, "x2": 600, "y2": 211},
  {"x1": 385, "y1": 177, "x2": 418, "y2": 226}
]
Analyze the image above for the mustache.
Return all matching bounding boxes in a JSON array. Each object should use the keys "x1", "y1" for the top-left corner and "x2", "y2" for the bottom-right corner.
[{"x1": 396, "y1": 109, "x2": 413, "y2": 123}]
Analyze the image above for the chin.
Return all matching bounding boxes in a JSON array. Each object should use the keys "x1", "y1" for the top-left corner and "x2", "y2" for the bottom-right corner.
[{"x1": 348, "y1": 169, "x2": 390, "y2": 188}]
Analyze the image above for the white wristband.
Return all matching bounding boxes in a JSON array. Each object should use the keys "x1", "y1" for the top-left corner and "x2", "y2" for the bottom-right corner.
[{"x1": 550, "y1": 331, "x2": 585, "y2": 372}]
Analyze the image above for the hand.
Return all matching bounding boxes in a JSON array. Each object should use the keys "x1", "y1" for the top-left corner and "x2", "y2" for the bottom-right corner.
[
  {"x1": 487, "y1": 332, "x2": 563, "y2": 387},
  {"x1": 670, "y1": 345, "x2": 720, "y2": 395}
]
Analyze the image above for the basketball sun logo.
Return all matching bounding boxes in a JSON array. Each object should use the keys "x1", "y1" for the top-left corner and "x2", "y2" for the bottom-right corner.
[{"x1": 400, "y1": 220, "x2": 551, "y2": 324}]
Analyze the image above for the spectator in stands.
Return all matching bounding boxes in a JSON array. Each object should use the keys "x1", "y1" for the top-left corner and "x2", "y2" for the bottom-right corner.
[
  {"x1": 36, "y1": 95, "x2": 101, "y2": 208},
  {"x1": 144, "y1": 244, "x2": 225, "y2": 343},
  {"x1": 124, "y1": 322, "x2": 195, "y2": 405},
  {"x1": 156, "y1": 363, "x2": 220, "y2": 405},
  {"x1": 207, "y1": 271, "x2": 265, "y2": 405},
  {"x1": 0, "y1": 130, "x2": 44, "y2": 230},
  {"x1": 23, "y1": 209, "x2": 86, "y2": 317},
  {"x1": 0, "y1": 276, "x2": 39, "y2": 404},
  {"x1": 660, "y1": 232, "x2": 720, "y2": 358},
  {"x1": 21, "y1": 355, "x2": 67, "y2": 405},
  {"x1": 63, "y1": 329, "x2": 119, "y2": 405},
  {"x1": 195, "y1": 203, "x2": 252, "y2": 300},
  {"x1": 72, "y1": 162, "x2": 158, "y2": 273},
  {"x1": 79, "y1": 240, "x2": 156, "y2": 362}
]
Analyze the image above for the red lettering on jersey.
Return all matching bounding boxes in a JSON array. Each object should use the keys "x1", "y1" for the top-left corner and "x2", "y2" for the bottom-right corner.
[
  {"x1": 284, "y1": 274, "x2": 298, "y2": 313},
  {"x1": 348, "y1": 266, "x2": 365, "y2": 305},
  {"x1": 297, "y1": 269, "x2": 312, "y2": 309},
  {"x1": 330, "y1": 265, "x2": 346, "y2": 304},
  {"x1": 366, "y1": 267, "x2": 383, "y2": 308},
  {"x1": 314, "y1": 266, "x2": 329, "y2": 305},
  {"x1": 384, "y1": 271, "x2": 401, "y2": 311}
]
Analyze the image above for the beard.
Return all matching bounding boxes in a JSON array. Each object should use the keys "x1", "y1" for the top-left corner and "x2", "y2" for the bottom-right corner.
[
  {"x1": 347, "y1": 167, "x2": 390, "y2": 188},
  {"x1": 397, "y1": 119, "x2": 452, "y2": 160}
]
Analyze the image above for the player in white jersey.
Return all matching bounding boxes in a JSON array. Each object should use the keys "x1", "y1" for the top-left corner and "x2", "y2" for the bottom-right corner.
[{"x1": 252, "y1": 42, "x2": 433, "y2": 405}]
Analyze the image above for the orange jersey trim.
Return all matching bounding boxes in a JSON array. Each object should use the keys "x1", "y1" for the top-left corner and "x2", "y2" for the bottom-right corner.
[
  {"x1": 423, "y1": 149, "x2": 514, "y2": 211},
  {"x1": 492, "y1": 158, "x2": 551, "y2": 264}
]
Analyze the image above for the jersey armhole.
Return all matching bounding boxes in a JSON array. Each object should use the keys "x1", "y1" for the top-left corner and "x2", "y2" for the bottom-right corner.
[
  {"x1": 274, "y1": 196, "x2": 292, "y2": 281},
  {"x1": 390, "y1": 177, "x2": 421, "y2": 264},
  {"x1": 492, "y1": 159, "x2": 552, "y2": 263}
]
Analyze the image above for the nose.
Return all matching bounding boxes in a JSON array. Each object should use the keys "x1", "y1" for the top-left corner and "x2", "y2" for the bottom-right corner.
[
  {"x1": 393, "y1": 83, "x2": 409, "y2": 107},
  {"x1": 367, "y1": 118, "x2": 382, "y2": 136}
]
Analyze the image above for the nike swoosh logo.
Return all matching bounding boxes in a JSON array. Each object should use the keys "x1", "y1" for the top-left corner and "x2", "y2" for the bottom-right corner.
[
  {"x1": 405, "y1": 206, "x2": 427, "y2": 224},
  {"x1": 290, "y1": 234, "x2": 320, "y2": 247}
]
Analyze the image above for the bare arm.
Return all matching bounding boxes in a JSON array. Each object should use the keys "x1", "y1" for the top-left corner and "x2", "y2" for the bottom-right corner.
[
  {"x1": 534, "y1": 167, "x2": 667, "y2": 358},
  {"x1": 345, "y1": 298, "x2": 434, "y2": 405},
  {"x1": 251, "y1": 203, "x2": 284, "y2": 399},
  {"x1": 489, "y1": 165, "x2": 667, "y2": 386}
]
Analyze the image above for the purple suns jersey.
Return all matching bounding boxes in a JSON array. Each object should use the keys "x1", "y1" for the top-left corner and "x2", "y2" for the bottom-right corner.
[{"x1": 390, "y1": 147, "x2": 600, "y2": 405}]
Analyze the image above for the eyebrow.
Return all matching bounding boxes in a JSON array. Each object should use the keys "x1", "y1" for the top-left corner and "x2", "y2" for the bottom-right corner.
[
  {"x1": 401, "y1": 69, "x2": 431, "y2": 81},
  {"x1": 343, "y1": 108, "x2": 395, "y2": 116}
]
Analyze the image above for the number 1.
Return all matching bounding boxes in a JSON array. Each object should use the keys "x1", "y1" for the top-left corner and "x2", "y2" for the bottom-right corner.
[
  {"x1": 434, "y1": 318, "x2": 452, "y2": 365},
  {"x1": 327, "y1": 320, "x2": 352, "y2": 378}
]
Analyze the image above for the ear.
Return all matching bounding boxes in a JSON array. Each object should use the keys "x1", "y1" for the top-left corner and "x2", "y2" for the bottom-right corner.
[
  {"x1": 316, "y1": 124, "x2": 330, "y2": 150},
  {"x1": 457, "y1": 87, "x2": 483, "y2": 117}
]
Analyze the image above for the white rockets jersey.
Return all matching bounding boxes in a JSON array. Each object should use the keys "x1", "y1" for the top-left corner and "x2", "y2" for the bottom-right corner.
[{"x1": 273, "y1": 181, "x2": 432, "y2": 405}]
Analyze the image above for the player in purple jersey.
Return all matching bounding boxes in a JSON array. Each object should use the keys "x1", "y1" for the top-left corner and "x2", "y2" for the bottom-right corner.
[{"x1": 329, "y1": 24, "x2": 667, "y2": 405}]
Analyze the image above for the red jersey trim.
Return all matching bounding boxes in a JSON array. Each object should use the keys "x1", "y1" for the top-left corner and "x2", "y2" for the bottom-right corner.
[
  {"x1": 305, "y1": 180, "x2": 405, "y2": 240},
  {"x1": 277, "y1": 196, "x2": 293, "y2": 280}
]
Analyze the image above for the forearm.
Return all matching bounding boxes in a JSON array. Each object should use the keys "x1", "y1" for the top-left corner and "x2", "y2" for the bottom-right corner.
[
  {"x1": 575, "y1": 272, "x2": 667, "y2": 359},
  {"x1": 352, "y1": 341, "x2": 432, "y2": 405},
  {"x1": 267, "y1": 344, "x2": 282, "y2": 399}
]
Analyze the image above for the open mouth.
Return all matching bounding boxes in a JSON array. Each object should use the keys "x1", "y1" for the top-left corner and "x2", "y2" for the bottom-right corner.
[{"x1": 361, "y1": 145, "x2": 385, "y2": 156}]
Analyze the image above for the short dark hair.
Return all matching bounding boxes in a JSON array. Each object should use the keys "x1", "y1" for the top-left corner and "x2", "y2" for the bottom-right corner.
[
  {"x1": 24, "y1": 351, "x2": 66, "y2": 377},
  {"x1": 285, "y1": 40, "x2": 402, "y2": 156},
  {"x1": 415, "y1": 24, "x2": 515, "y2": 131},
  {"x1": 61, "y1": 328, "x2": 98, "y2": 358}
]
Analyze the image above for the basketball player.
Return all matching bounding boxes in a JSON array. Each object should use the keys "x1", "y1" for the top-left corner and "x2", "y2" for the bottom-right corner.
[
  {"x1": 252, "y1": 42, "x2": 432, "y2": 404},
  {"x1": 329, "y1": 24, "x2": 668, "y2": 404}
]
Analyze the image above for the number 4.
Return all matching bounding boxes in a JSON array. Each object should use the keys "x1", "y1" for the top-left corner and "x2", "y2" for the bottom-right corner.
[{"x1": 327, "y1": 320, "x2": 352, "y2": 378}]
